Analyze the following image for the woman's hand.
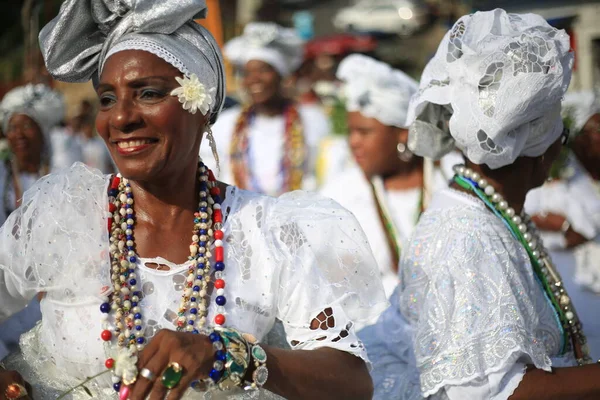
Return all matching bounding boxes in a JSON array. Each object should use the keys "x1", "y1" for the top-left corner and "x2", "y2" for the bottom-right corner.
[
  {"x1": 127, "y1": 329, "x2": 214, "y2": 400},
  {"x1": 0, "y1": 369, "x2": 32, "y2": 400},
  {"x1": 531, "y1": 213, "x2": 567, "y2": 232}
]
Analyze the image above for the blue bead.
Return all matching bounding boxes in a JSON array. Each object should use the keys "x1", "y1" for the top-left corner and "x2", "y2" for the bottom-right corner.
[
  {"x1": 125, "y1": 204, "x2": 130, "y2": 209},
  {"x1": 131, "y1": 302, "x2": 138, "y2": 307},
  {"x1": 127, "y1": 225, "x2": 133, "y2": 229},
  {"x1": 133, "y1": 291, "x2": 141, "y2": 297},
  {"x1": 209, "y1": 369, "x2": 222, "y2": 382},
  {"x1": 198, "y1": 263, "x2": 205, "y2": 269},
  {"x1": 215, "y1": 296, "x2": 226, "y2": 306},
  {"x1": 193, "y1": 286, "x2": 200, "y2": 292},
  {"x1": 129, "y1": 257, "x2": 136, "y2": 263},
  {"x1": 216, "y1": 350, "x2": 227, "y2": 361},
  {"x1": 199, "y1": 229, "x2": 207, "y2": 235},
  {"x1": 192, "y1": 329, "x2": 199, "y2": 334},
  {"x1": 100, "y1": 303, "x2": 110, "y2": 313},
  {"x1": 188, "y1": 320, "x2": 195, "y2": 325},
  {"x1": 113, "y1": 382, "x2": 121, "y2": 392},
  {"x1": 190, "y1": 308, "x2": 198, "y2": 314},
  {"x1": 129, "y1": 279, "x2": 137, "y2": 285},
  {"x1": 199, "y1": 241, "x2": 207, "y2": 247},
  {"x1": 134, "y1": 313, "x2": 142, "y2": 320},
  {"x1": 214, "y1": 262, "x2": 225, "y2": 271},
  {"x1": 190, "y1": 297, "x2": 197, "y2": 302},
  {"x1": 213, "y1": 195, "x2": 221, "y2": 204},
  {"x1": 126, "y1": 235, "x2": 133, "y2": 241},
  {"x1": 199, "y1": 207, "x2": 207, "y2": 212},
  {"x1": 136, "y1": 337, "x2": 145, "y2": 344},
  {"x1": 209, "y1": 332, "x2": 220, "y2": 342},
  {"x1": 108, "y1": 189, "x2": 118, "y2": 197},
  {"x1": 135, "y1": 325, "x2": 142, "y2": 331}
]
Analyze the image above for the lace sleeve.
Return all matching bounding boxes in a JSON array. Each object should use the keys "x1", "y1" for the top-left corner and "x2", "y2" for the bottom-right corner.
[
  {"x1": 266, "y1": 191, "x2": 388, "y2": 361},
  {"x1": 400, "y1": 204, "x2": 562, "y2": 397},
  {"x1": 0, "y1": 163, "x2": 110, "y2": 322}
]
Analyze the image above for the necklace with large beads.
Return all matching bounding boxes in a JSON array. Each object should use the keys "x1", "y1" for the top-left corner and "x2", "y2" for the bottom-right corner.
[
  {"x1": 453, "y1": 164, "x2": 591, "y2": 365},
  {"x1": 99, "y1": 160, "x2": 228, "y2": 391}
]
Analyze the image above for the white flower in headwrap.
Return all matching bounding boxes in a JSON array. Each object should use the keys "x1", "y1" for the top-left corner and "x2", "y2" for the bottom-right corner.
[
  {"x1": 170, "y1": 74, "x2": 216, "y2": 116},
  {"x1": 110, "y1": 347, "x2": 138, "y2": 385}
]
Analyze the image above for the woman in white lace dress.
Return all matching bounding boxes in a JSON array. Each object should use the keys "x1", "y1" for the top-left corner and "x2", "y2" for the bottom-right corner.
[
  {"x1": 0, "y1": 1, "x2": 386, "y2": 399},
  {"x1": 525, "y1": 91, "x2": 600, "y2": 360},
  {"x1": 360, "y1": 9, "x2": 600, "y2": 400},
  {"x1": 320, "y1": 54, "x2": 457, "y2": 299},
  {"x1": 0, "y1": 84, "x2": 64, "y2": 362},
  {"x1": 202, "y1": 22, "x2": 329, "y2": 196}
]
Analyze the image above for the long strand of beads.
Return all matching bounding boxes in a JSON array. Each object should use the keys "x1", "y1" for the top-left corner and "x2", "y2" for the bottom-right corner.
[
  {"x1": 453, "y1": 164, "x2": 591, "y2": 365},
  {"x1": 100, "y1": 159, "x2": 229, "y2": 392}
]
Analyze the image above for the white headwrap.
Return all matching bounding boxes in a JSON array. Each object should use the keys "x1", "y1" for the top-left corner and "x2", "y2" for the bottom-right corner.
[
  {"x1": 407, "y1": 9, "x2": 573, "y2": 169},
  {"x1": 562, "y1": 90, "x2": 600, "y2": 134},
  {"x1": 337, "y1": 54, "x2": 418, "y2": 128},
  {"x1": 224, "y1": 22, "x2": 304, "y2": 77},
  {"x1": 0, "y1": 84, "x2": 64, "y2": 135}
]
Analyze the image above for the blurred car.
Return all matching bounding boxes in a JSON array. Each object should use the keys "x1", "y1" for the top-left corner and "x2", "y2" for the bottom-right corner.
[{"x1": 333, "y1": 0, "x2": 430, "y2": 36}]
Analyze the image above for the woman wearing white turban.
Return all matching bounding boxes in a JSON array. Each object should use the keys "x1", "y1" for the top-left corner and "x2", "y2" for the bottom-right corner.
[
  {"x1": 202, "y1": 22, "x2": 330, "y2": 196},
  {"x1": 320, "y1": 54, "x2": 457, "y2": 299},
  {"x1": 524, "y1": 90, "x2": 600, "y2": 360},
  {"x1": 0, "y1": 1, "x2": 386, "y2": 399},
  {"x1": 0, "y1": 83, "x2": 64, "y2": 362},
  {"x1": 361, "y1": 9, "x2": 600, "y2": 400}
]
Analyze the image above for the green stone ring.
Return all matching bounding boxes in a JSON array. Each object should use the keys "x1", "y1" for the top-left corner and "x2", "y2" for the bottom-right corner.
[{"x1": 161, "y1": 362, "x2": 184, "y2": 389}]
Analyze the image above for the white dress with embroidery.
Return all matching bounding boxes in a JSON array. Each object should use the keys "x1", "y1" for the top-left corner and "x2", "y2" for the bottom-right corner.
[
  {"x1": 359, "y1": 188, "x2": 576, "y2": 400},
  {"x1": 201, "y1": 104, "x2": 330, "y2": 195},
  {"x1": 0, "y1": 163, "x2": 387, "y2": 399}
]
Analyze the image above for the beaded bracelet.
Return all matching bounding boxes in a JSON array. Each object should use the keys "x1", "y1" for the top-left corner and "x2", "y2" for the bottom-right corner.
[
  {"x1": 208, "y1": 331, "x2": 227, "y2": 384},
  {"x1": 218, "y1": 329, "x2": 251, "y2": 390}
]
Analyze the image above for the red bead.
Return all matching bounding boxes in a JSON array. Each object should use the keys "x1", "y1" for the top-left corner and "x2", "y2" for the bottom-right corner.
[
  {"x1": 111, "y1": 177, "x2": 120, "y2": 189},
  {"x1": 214, "y1": 230, "x2": 224, "y2": 240},
  {"x1": 214, "y1": 279, "x2": 225, "y2": 289},
  {"x1": 214, "y1": 314, "x2": 225, "y2": 325},
  {"x1": 210, "y1": 187, "x2": 221, "y2": 196},
  {"x1": 105, "y1": 358, "x2": 114, "y2": 369},
  {"x1": 101, "y1": 330, "x2": 112, "y2": 341},
  {"x1": 119, "y1": 385, "x2": 130, "y2": 400},
  {"x1": 215, "y1": 247, "x2": 224, "y2": 262},
  {"x1": 213, "y1": 209, "x2": 222, "y2": 223},
  {"x1": 108, "y1": 219, "x2": 113, "y2": 231},
  {"x1": 177, "y1": 320, "x2": 185, "y2": 328},
  {"x1": 208, "y1": 170, "x2": 216, "y2": 181},
  {"x1": 109, "y1": 203, "x2": 117, "y2": 213}
]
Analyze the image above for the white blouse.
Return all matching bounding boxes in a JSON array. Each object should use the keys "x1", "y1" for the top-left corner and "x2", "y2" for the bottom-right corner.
[
  {"x1": 0, "y1": 163, "x2": 387, "y2": 399},
  {"x1": 201, "y1": 104, "x2": 330, "y2": 195},
  {"x1": 360, "y1": 188, "x2": 576, "y2": 400}
]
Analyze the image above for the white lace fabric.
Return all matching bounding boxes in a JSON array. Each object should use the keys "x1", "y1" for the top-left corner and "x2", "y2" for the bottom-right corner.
[
  {"x1": 0, "y1": 163, "x2": 387, "y2": 399},
  {"x1": 360, "y1": 188, "x2": 576, "y2": 400}
]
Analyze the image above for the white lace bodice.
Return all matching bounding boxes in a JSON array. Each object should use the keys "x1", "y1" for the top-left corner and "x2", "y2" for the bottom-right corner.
[
  {"x1": 360, "y1": 188, "x2": 576, "y2": 400},
  {"x1": 0, "y1": 163, "x2": 387, "y2": 399}
]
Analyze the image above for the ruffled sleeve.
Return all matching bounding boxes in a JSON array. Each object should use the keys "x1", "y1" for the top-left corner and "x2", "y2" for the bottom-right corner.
[
  {"x1": 399, "y1": 197, "x2": 565, "y2": 398},
  {"x1": 265, "y1": 190, "x2": 388, "y2": 361},
  {"x1": 0, "y1": 163, "x2": 110, "y2": 323}
]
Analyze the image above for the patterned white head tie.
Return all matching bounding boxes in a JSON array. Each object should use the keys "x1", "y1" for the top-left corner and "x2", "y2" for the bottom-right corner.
[
  {"x1": 562, "y1": 90, "x2": 599, "y2": 134},
  {"x1": 224, "y1": 22, "x2": 304, "y2": 77},
  {"x1": 337, "y1": 54, "x2": 418, "y2": 129},
  {"x1": 406, "y1": 8, "x2": 574, "y2": 169}
]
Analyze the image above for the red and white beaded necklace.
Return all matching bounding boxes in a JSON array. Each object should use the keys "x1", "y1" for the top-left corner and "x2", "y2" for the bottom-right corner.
[{"x1": 99, "y1": 160, "x2": 228, "y2": 391}]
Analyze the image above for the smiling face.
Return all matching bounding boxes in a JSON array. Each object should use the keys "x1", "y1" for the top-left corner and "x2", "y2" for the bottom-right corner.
[
  {"x1": 96, "y1": 50, "x2": 207, "y2": 182},
  {"x1": 242, "y1": 59, "x2": 282, "y2": 106},
  {"x1": 5, "y1": 114, "x2": 45, "y2": 165}
]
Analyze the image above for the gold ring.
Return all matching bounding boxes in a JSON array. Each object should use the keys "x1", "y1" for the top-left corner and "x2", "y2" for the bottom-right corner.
[
  {"x1": 161, "y1": 362, "x2": 184, "y2": 389},
  {"x1": 5, "y1": 383, "x2": 27, "y2": 399}
]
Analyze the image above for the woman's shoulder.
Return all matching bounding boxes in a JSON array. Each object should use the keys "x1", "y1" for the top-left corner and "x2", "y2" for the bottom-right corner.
[{"x1": 22, "y1": 162, "x2": 109, "y2": 209}]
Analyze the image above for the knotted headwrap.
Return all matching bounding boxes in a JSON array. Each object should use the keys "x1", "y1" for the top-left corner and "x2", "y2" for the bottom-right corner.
[
  {"x1": 224, "y1": 22, "x2": 304, "y2": 77},
  {"x1": 337, "y1": 54, "x2": 418, "y2": 129},
  {"x1": 562, "y1": 90, "x2": 600, "y2": 134},
  {"x1": 406, "y1": 9, "x2": 573, "y2": 169},
  {"x1": 0, "y1": 84, "x2": 65, "y2": 161},
  {"x1": 39, "y1": 0, "x2": 225, "y2": 124}
]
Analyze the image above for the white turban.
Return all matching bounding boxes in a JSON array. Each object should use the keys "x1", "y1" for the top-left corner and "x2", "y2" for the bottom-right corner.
[
  {"x1": 337, "y1": 54, "x2": 418, "y2": 128},
  {"x1": 1, "y1": 84, "x2": 64, "y2": 135},
  {"x1": 224, "y1": 22, "x2": 304, "y2": 77},
  {"x1": 562, "y1": 90, "x2": 600, "y2": 134},
  {"x1": 407, "y1": 9, "x2": 573, "y2": 169}
]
